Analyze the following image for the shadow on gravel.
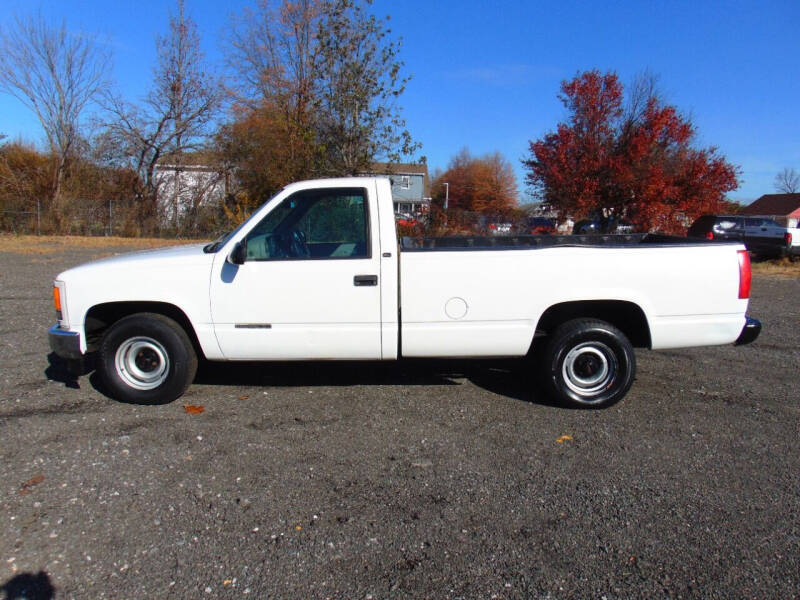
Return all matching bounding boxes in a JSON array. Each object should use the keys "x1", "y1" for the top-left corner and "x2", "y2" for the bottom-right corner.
[
  {"x1": 44, "y1": 352, "x2": 87, "y2": 389},
  {"x1": 465, "y1": 363, "x2": 560, "y2": 408},
  {"x1": 60, "y1": 353, "x2": 559, "y2": 408},
  {"x1": 192, "y1": 358, "x2": 559, "y2": 407},
  {"x1": 1, "y1": 571, "x2": 55, "y2": 600}
]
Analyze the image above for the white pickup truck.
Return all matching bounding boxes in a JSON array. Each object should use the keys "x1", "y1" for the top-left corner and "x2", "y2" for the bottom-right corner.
[{"x1": 49, "y1": 177, "x2": 761, "y2": 408}]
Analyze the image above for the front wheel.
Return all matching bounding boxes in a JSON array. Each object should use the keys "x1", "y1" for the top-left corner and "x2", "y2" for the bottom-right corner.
[
  {"x1": 98, "y1": 313, "x2": 197, "y2": 404},
  {"x1": 538, "y1": 318, "x2": 636, "y2": 409}
]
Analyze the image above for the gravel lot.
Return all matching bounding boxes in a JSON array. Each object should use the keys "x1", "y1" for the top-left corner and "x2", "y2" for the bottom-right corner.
[{"x1": 1, "y1": 244, "x2": 798, "y2": 599}]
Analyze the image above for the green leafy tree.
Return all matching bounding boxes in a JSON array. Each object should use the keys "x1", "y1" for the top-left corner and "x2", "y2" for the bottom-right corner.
[
  {"x1": 314, "y1": 0, "x2": 419, "y2": 174},
  {"x1": 225, "y1": 0, "x2": 419, "y2": 185}
]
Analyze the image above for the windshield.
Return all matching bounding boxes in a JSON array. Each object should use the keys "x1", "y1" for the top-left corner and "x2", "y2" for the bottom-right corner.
[{"x1": 203, "y1": 190, "x2": 283, "y2": 253}]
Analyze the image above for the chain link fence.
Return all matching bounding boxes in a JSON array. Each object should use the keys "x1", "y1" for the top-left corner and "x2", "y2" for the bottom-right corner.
[
  {"x1": 1, "y1": 198, "x2": 231, "y2": 238},
  {"x1": 1, "y1": 200, "x2": 120, "y2": 236},
  {"x1": 0, "y1": 208, "x2": 40, "y2": 234}
]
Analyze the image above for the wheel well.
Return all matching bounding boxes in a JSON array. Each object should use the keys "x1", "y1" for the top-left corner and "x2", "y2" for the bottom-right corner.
[
  {"x1": 84, "y1": 301, "x2": 204, "y2": 358},
  {"x1": 532, "y1": 300, "x2": 651, "y2": 350}
]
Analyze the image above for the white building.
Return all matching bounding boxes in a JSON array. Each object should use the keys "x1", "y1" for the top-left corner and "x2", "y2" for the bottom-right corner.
[{"x1": 154, "y1": 154, "x2": 232, "y2": 225}]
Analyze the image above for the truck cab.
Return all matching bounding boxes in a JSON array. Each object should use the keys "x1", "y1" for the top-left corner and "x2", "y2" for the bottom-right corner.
[{"x1": 207, "y1": 179, "x2": 399, "y2": 361}]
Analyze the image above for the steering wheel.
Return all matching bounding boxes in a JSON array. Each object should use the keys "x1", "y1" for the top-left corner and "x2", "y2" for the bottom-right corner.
[
  {"x1": 277, "y1": 230, "x2": 308, "y2": 258},
  {"x1": 292, "y1": 230, "x2": 310, "y2": 257}
]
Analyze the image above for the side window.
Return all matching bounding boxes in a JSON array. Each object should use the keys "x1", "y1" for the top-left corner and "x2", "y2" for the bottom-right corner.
[
  {"x1": 245, "y1": 188, "x2": 370, "y2": 260},
  {"x1": 245, "y1": 199, "x2": 295, "y2": 259}
]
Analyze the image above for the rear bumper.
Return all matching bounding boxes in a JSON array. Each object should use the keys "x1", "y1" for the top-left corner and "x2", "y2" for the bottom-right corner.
[
  {"x1": 734, "y1": 317, "x2": 761, "y2": 346},
  {"x1": 48, "y1": 325, "x2": 83, "y2": 359}
]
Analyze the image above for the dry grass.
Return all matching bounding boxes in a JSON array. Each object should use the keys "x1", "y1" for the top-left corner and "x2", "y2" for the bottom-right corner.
[
  {"x1": 0, "y1": 234, "x2": 200, "y2": 255},
  {"x1": 751, "y1": 256, "x2": 800, "y2": 278}
]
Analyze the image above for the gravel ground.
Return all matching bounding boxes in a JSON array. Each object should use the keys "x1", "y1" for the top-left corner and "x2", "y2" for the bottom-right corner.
[{"x1": 1, "y1": 246, "x2": 798, "y2": 599}]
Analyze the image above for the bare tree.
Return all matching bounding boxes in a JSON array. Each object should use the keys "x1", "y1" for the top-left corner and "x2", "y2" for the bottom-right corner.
[
  {"x1": 101, "y1": 0, "x2": 223, "y2": 221},
  {"x1": 228, "y1": 0, "x2": 321, "y2": 118},
  {"x1": 620, "y1": 70, "x2": 663, "y2": 140},
  {"x1": 774, "y1": 167, "x2": 800, "y2": 194},
  {"x1": 0, "y1": 14, "x2": 109, "y2": 209}
]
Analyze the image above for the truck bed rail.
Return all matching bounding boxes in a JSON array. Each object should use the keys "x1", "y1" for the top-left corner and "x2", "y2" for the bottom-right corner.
[{"x1": 400, "y1": 232, "x2": 723, "y2": 251}]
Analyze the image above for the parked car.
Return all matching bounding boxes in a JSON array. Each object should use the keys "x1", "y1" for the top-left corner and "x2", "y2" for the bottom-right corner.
[
  {"x1": 785, "y1": 223, "x2": 800, "y2": 257},
  {"x1": 50, "y1": 177, "x2": 760, "y2": 410},
  {"x1": 527, "y1": 217, "x2": 557, "y2": 234},
  {"x1": 488, "y1": 222, "x2": 513, "y2": 235},
  {"x1": 572, "y1": 218, "x2": 634, "y2": 235},
  {"x1": 395, "y1": 213, "x2": 419, "y2": 228},
  {"x1": 687, "y1": 215, "x2": 792, "y2": 257}
]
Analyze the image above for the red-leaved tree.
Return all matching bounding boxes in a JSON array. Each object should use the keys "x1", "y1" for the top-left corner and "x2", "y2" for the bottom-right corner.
[{"x1": 522, "y1": 71, "x2": 740, "y2": 233}]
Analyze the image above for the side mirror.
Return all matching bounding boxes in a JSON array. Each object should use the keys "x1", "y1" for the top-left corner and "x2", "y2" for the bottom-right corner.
[{"x1": 227, "y1": 241, "x2": 247, "y2": 265}]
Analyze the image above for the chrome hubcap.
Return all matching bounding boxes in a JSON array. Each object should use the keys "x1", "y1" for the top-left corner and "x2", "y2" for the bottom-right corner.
[
  {"x1": 562, "y1": 342, "x2": 616, "y2": 400},
  {"x1": 115, "y1": 337, "x2": 169, "y2": 390}
]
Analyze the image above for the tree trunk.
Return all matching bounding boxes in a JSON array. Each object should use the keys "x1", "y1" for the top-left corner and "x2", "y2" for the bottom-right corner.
[{"x1": 51, "y1": 155, "x2": 67, "y2": 231}]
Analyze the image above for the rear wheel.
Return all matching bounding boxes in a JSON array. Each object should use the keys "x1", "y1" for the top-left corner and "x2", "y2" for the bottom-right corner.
[
  {"x1": 538, "y1": 318, "x2": 635, "y2": 409},
  {"x1": 98, "y1": 313, "x2": 197, "y2": 404}
]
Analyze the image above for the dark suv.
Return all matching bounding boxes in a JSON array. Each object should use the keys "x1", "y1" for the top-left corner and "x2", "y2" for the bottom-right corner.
[
  {"x1": 687, "y1": 215, "x2": 790, "y2": 257},
  {"x1": 527, "y1": 217, "x2": 557, "y2": 234}
]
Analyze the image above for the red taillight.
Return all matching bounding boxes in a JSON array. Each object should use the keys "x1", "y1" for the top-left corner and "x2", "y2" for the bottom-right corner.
[
  {"x1": 785, "y1": 232, "x2": 792, "y2": 246},
  {"x1": 737, "y1": 249, "x2": 751, "y2": 299},
  {"x1": 705, "y1": 231, "x2": 714, "y2": 240}
]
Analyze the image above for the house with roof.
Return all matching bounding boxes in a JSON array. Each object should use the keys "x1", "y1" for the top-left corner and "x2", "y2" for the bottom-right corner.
[
  {"x1": 155, "y1": 153, "x2": 233, "y2": 225},
  {"x1": 363, "y1": 163, "x2": 431, "y2": 216},
  {"x1": 739, "y1": 193, "x2": 800, "y2": 227},
  {"x1": 155, "y1": 155, "x2": 431, "y2": 225}
]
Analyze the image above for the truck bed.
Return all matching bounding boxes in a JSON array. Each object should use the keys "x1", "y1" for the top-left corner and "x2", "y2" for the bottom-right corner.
[{"x1": 397, "y1": 232, "x2": 747, "y2": 357}]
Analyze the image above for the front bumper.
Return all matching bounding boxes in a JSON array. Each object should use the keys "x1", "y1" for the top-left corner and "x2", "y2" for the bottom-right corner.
[
  {"x1": 734, "y1": 317, "x2": 761, "y2": 346},
  {"x1": 48, "y1": 325, "x2": 83, "y2": 359}
]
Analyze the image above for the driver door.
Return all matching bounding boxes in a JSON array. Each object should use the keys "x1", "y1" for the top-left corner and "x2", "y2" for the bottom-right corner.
[{"x1": 209, "y1": 186, "x2": 383, "y2": 360}]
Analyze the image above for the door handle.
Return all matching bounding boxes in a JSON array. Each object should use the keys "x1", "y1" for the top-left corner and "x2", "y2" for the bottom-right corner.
[{"x1": 354, "y1": 275, "x2": 378, "y2": 287}]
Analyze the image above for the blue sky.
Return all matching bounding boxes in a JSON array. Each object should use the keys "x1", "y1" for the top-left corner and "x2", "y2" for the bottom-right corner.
[{"x1": 1, "y1": 0, "x2": 798, "y2": 204}]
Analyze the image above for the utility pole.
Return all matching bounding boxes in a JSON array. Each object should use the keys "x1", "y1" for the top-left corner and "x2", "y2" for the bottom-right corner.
[
  {"x1": 36, "y1": 199, "x2": 40, "y2": 235},
  {"x1": 108, "y1": 199, "x2": 113, "y2": 236},
  {"x1": 442, "y1": 182, "x2": 449, "y2": 228}
]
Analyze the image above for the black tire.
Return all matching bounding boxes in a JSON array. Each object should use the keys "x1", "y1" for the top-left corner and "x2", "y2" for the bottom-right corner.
[
  {"x1": 98, "y1": 313, "x2": 197, "y2": 404},
  {"x1": 538, "y1": 318, "x2": 635, "y2": 409}
]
